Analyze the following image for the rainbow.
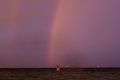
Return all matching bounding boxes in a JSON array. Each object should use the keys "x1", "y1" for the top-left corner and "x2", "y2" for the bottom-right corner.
[
  {"x1": 48, "y1": 1, "x2": 62, "y2": 67},
  {"x1": 48, "y1": 0, "x2": 73, "y2": 67},
  {"x1": 6, "y1": 0, "x2": 22, "y2": 64}
]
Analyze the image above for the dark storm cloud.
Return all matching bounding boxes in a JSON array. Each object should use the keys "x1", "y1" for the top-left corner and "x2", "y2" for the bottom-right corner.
[
  {"x1": 0, "y1": 0, "x2": 58, "y2": 68},
  {"x1": 0, "y1": 0, "x2": 120, "y2": 68}
]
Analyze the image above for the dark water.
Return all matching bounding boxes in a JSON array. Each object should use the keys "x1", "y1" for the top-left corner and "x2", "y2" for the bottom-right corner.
[{"x1": 0, "y1": 68, "x2": 120, "y2": 80}]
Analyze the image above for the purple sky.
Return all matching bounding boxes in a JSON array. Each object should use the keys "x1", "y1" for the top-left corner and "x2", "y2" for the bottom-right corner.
[{"x1": 0, "y1": 0, "x2": 120, "y2": 68}]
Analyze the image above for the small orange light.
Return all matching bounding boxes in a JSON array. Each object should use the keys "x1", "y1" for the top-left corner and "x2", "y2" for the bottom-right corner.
[{"x1": 56, "y1": 65, "x2": 61, "y2": 72}]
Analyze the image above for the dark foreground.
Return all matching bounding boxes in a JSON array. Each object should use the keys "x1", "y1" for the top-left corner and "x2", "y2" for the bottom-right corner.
[{"x1": 0, "y1": 68, "x2": 120, "y2": 80}]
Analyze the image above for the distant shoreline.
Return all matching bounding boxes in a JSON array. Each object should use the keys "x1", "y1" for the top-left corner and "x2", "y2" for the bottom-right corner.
[{"x1": 0, "y1": 67, "x2": 120, "y2": 71}]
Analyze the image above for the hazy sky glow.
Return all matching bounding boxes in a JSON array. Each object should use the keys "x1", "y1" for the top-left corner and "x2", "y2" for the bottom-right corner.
[{"x1": 0, "y1": 0, "x2": 120, "y2": 68}]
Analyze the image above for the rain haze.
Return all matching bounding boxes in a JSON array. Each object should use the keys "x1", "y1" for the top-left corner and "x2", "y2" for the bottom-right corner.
[{"x1": 0, "y1": 0, "x2": 120, "y2": 68}]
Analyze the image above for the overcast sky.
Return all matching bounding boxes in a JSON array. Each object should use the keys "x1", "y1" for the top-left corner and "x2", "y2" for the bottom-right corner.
[{"x1": 0, "y1": 0, "x2": 120, "y2": 68}]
